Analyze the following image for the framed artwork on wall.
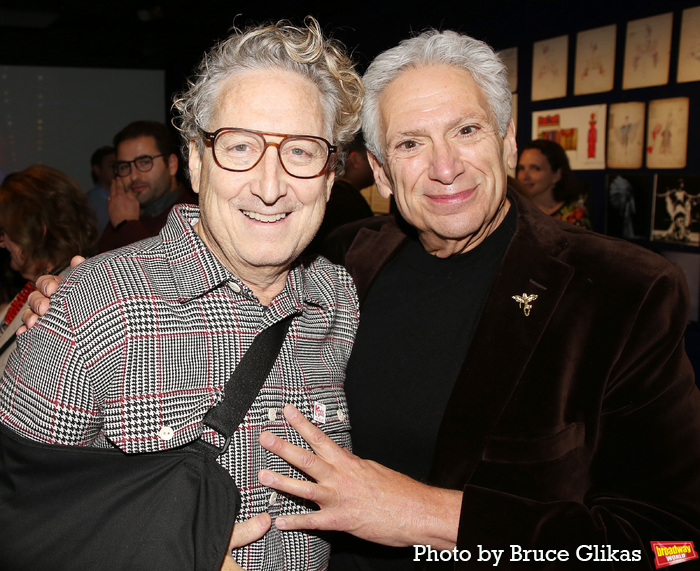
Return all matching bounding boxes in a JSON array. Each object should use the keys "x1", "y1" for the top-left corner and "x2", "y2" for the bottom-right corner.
[
  {"x1": 574, "y1": 24, "x2": 616, "y2": 95},
  {"x1": 646, "y1": 97, "x2": 689, "y2": 169},
  {"x1": 651, "y1": 175, "x2": 700, "y2": 246},
  {"x1": 607, "y1": 101, "x2": 645, "y2": 169},
  {"x1": 606, "y1": 173, "x2": 654, "y2": 240},
  {"x1": 678, "y1": 6, "x2": 700, "y2": 83},
  {"x1": 532, "y1": 104, "x2": 607, "y2": 170},
  {"x1": 531, "y1": 35, "x2": 568, "y2": 101},
  {"x1": 622, "y1": 12, "x2": 673, "y2": 90},
  {"x1": 499, "y1": 47, "x2": 518, "y2": 93}
]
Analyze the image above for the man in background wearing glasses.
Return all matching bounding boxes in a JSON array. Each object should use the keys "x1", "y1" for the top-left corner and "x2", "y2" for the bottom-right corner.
[{"x1": 98, "y1": 119, "x2": 196, "y2": 252}]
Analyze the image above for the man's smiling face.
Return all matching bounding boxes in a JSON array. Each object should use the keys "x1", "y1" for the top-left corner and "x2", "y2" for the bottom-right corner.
[
  {"x1": 370, "y1": 64, "x2": 517, "y2": 257},
  {"x1": 189, "y1": 68, "x2": 334, "y2": 284}
]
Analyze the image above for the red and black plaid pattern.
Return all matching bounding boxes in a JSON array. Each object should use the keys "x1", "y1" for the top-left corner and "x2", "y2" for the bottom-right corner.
[{"x1": 0, "y1": 205, "x2": 359, "y2": 570}]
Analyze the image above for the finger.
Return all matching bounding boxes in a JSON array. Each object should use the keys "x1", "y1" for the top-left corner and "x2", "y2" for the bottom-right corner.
[
  {"x1": 228, "y1": 512, "x2": 271, "y2": 549},
  {"x1": 282, "y1": 404, "x2": 346, "y2": 462},
  {"x1": 70, "y1": 255, "x2": 86, "y2": 269},
  {"x1": 19, "y1": 308, "x2": 38, "y2": 331},
  {"x1": 258, "y1": 468, "x2": 320, "y2": 503},
  {"x1": 27, "y1": 290, "x2": 51, "y2": 316},
  {"x1": 35, "y1": 275, "x2": 61, "y2": 297},
  {"x1": 110, "y1": 176, "x2": 125, "y2": 196},
  {"x1": 275, "y1": 511, "x2": 328, "y2": 532},
  {"x1": 259, "y1": 430, "x2": 333, "y2": 481}
]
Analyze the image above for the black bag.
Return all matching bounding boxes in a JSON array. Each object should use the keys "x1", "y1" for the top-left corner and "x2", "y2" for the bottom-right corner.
[{"x1": 0, "y1": 316, "x2": 292, "y2": 571}]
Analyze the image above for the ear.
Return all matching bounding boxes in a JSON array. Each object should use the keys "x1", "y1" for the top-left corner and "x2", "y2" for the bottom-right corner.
[
  {"x1": 188, "y1": 141, "x2": 202, "y2": 194},
  {"x1": 552, "y1": 168, "x2": 562, "y2": 184},
  {"x1": 368, "y1": 152, "x2": 394, "y2": 199},
  {"x1": 504, "y1": 119, "x2": 518, "y2": 171},
  {"x1": 345, "y1": 150, "x2": 360, "y2": 170},
  {"x1": 167, "y1": 153, "x2": 179, "y2": 177},
  {"x1": 324, "y1": 169, "x2": 335, "y2": 202}
]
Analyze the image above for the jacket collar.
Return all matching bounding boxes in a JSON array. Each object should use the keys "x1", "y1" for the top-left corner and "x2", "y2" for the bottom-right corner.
[{"x1": 429, "y1": 191, "x2": 576, "y2": 488}]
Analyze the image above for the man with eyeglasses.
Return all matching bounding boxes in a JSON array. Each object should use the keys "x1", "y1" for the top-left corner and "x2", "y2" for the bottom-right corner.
[
  {"x1": 97, "y1": 119, "x2": 197, "y2": 252},
  {"x1": 0, "y1": 18, "x2": 363, "y2": 570}
]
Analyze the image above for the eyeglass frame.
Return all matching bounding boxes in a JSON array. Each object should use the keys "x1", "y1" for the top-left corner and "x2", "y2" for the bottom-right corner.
[
  {"x1": 113, "y1": 154, "x2": 165, "y2": 177},
  {"x1": 201, "y1": 127, "x2": 338, "y2": 179}
]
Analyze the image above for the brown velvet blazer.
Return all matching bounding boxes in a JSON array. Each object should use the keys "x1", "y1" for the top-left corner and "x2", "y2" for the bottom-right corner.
[{"x1": 325, "y1": 189, "x2": 700, "y2": 568}]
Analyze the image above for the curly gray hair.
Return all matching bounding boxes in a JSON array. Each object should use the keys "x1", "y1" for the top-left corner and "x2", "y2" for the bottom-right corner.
[
  {"x1": 172, "y1": 16, "x2": 363, "y2": 176},
  {"x1": 361, "y1": 29, "x2": 512, "y2": 164}
]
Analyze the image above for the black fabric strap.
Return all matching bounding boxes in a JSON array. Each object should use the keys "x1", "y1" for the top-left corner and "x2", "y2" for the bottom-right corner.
[{"x1": 190, "y1": 315, "x2": 293, "y2": 459}]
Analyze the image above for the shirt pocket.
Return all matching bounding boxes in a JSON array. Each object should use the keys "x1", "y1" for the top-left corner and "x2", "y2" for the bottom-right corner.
[{"x1": 305, "y1": 385, "x2": 352, "y2": 451}]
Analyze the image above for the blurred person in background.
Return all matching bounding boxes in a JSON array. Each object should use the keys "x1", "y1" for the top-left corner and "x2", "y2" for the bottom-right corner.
[
  {"x1": 87, "y1": 145, "x2": 116, "y2": 234},
  {"x1": 0, "y1": 164, "x2": 97, "y2": 368},
  {"x1": 516, "y1": 139, "x2": 591, "y2": 228}
]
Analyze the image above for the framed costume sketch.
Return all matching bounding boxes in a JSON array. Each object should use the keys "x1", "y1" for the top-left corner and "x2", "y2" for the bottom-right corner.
[
  {"x1": 532, "y1": 104, "x2": 607, "y2": 170},
  {"x1": 499, "y1": 47, "x2": 518, "y2": 93},
  {"x1": 574, "y1": 25, "x2": 616, "y2": 95},
  {"x1": 678, "y1": 6, "x2": 700, "y2": 83},
  {"x1": 622, "y1": 12, "x2": 673, "y2": 90},
  {"x1": 646, "y1": 97, "x2": 689, "y2": 169},
  {"x1": 607, "y1": 102, "x2": 645, "y2": 169},
  {"x1": 651, "y1": 175, "x2": 700, "y2": 247},
  {"x1": 531, "y1": 35, "x2": 568, "y2": 101}
]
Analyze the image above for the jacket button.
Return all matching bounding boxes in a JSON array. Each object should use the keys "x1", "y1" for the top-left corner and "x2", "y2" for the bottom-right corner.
[{"x1": 158, "y1": 426, "x2": 174, "y2": 440}]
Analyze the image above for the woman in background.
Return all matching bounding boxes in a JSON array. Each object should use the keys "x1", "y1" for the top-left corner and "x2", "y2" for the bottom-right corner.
[
  {"x1": 516, "y1": 139, "x2": 591, "y2": 229},
  {"x1": 0, "y1": 164, "x2": 97, "y2": 368}
]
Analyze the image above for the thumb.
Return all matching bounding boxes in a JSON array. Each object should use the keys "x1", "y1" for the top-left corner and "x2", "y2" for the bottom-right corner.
[{"x1": 227, "y1": 512, "x2": 272, "y2": 551}]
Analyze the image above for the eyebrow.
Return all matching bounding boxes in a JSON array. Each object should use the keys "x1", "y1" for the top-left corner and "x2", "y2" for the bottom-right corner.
[{"x1": 387, "y1": 113, "x2": 491, "y2": 145}]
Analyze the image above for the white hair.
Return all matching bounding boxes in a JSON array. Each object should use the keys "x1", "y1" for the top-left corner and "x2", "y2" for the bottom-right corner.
[{"x1": 361, "y1": 29, "x2": 512, "y2": 163}]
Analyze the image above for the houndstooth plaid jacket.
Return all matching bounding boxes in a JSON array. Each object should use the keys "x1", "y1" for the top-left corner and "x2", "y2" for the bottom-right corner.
[{"x1": 0, "y1": 205, "x2": 359, "y2": 570}]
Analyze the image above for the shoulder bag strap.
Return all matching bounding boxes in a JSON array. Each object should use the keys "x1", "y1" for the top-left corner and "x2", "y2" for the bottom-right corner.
[{"x1": 190, "y1": 314, "x2": 293, "y2": 459}]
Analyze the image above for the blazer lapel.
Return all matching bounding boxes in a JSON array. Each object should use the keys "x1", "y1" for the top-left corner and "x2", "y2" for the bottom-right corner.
[
  {"x1": 429, "y1": 205, "x2": 575, "y2": 489},
  {"x1": 344, "y1": 224, "x2": 408, "y2": 304}
]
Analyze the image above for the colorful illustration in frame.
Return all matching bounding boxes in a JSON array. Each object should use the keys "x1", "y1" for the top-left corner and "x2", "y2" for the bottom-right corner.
[{"x1": 532, "y1": 104, "x2": 607, "y2": 170}]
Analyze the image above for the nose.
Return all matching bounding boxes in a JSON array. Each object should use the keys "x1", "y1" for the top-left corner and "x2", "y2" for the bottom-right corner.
[
  {"x1": 427, "y1": 138, "x2": 465, "y2": 185},
  {"x1": 252, "y1": 143, "x2": 288, "y2": 204}
]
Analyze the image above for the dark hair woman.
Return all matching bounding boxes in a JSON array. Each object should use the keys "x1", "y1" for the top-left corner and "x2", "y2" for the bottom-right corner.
[{"x1": 0, "y1": 164, "x2": 97, "y2": 368}]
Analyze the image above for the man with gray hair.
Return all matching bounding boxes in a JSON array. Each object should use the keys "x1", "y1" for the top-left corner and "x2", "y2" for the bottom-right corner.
[
  {"x1": 1, "y1": 17, "x2": 363, "y2": 570},
  {"x1": 257, "y1": 29, "x2": 700, "y2": 569}
]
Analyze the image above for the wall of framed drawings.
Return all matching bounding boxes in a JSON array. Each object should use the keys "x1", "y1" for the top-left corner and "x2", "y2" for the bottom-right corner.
[{"x1": 503, "y1": 2, "x2": 700, "y2": 326}]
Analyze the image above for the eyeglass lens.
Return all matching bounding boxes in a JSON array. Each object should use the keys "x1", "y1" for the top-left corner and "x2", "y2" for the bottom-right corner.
[
  {"x1": 115, "y1": 155, "x2": 158, "y2": 177},
  {"x1": 213, "y1": 130, "x2": 329, "y2": 178}
]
